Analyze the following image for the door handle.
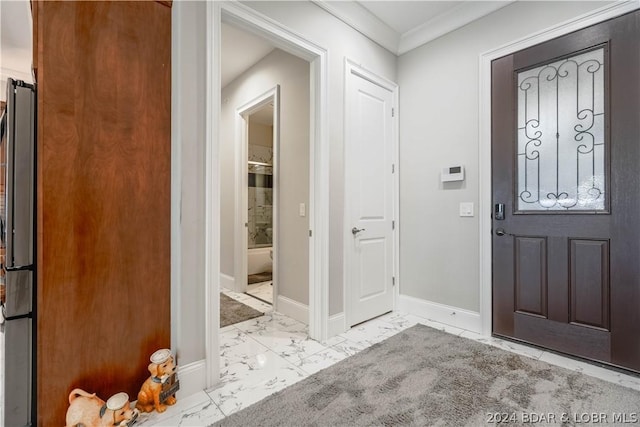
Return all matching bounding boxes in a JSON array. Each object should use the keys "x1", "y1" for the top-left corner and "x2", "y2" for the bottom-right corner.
[
  {"x1": 351, "y1": 227, "x2": 365, "y2": 236},
  {"x1": 5, "y1": 264, "x2": 33, "y2": 272},
  {"x1": 495, "y1": 228, "x2": 506, "y2": 236}
]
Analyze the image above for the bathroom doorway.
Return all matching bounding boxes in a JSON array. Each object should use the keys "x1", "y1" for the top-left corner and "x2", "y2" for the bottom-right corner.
[
  {"x1": 235, "y1": 86, "x2": 280, "y2": 308},
  {"x1": 246, "y1": 101, "x2": 276, "y2": 305}
]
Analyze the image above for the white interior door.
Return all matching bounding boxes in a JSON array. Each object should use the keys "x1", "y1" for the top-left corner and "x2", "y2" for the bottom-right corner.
[{"x1": 346, "y1": 65, "x2": 395, "y2": 327}]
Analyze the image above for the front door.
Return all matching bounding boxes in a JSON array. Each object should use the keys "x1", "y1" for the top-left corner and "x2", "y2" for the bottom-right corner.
[
  {"x1": 346, "y1": 65, "x2": 396, "y2": 326},
  {"x1": 492, "y1": 10, "x2": 640, "y2": 372}
]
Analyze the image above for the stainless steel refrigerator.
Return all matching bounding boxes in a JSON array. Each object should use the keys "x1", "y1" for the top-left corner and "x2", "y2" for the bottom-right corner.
[{"x1": 1, "y1": 78, "x2": 36, "y2": 426}]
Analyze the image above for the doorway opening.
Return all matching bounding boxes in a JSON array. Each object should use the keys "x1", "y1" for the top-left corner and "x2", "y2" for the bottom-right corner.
[
  {"x1": 244, "y1": 95, "x2": 277, "y2": 306},
  {"x1": 207, "y1": 1, "x2": 329, "y2": 387}
]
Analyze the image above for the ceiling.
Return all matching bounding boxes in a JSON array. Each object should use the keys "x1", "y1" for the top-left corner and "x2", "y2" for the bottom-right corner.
[
  {"x1": 221, "y1": 1, "x2": 513, "y2": 87},
  {"x1": 359, "y1": 1, "x2": 466, "y2": 34},
  {"x1": 250, "y1": 104, "x2": 274, "y2": 127},
  {"x1": 1, "y1": 1, "x2": 514, "y2": 89},
  {"x1": 222, "y1": 23, "x2": 275, "y2": 88},
  {"x1": 316, "y1": 0, "x2": 513, "y2": 54}
]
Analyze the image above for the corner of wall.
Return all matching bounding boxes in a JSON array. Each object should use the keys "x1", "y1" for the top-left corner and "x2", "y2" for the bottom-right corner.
[{"x1": 398, "y1": 294, "x2": 482, "y2": 334}]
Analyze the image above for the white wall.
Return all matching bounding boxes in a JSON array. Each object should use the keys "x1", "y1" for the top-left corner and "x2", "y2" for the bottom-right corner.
[
  {"x1": 0, "y1": 0, "x2": 33, "y2": 100},
  {"x1": 398, "y1": 1, "x2": 612, "y2": 313},
  {"x1": 221, "y1": 48, "x2": 310, "y2": 305},
  {"x1": 172, "y1": 1, "x2": 206, "y2": 366},
  {"x1": 244, "y1": 1, "x2": 397, "y2": 315},
  {"x1": 249, "y1": 121, "x2": 273, "y2": 147}
]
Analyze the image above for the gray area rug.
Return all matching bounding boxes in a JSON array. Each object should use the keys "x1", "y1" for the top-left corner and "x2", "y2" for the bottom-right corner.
[
  {"x1": 213, "y1": 324, "x2": 640, "y2": 426},
  {"x1": 220, "y1": 293, "x2": 264, "y2": 328}
]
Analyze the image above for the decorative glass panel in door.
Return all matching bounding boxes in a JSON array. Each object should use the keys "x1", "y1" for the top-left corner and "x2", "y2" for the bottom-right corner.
[{"x1": 517, "y1": 47, "x2": 607, "y2": 211}]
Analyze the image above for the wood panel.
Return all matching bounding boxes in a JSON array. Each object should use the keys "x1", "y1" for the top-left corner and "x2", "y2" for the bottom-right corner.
[
  {"x1": 570, "y1": 239, "x2": 610, "y2": 330},
  {"x1": 493, "y1": 10, "x2": 640, "y2": 373},
  {"x1": 514, "y1": 313, "x2": 611, "y2": 362},
  {"x1": 34, "y1": 2, "x2": 171, "y2": 425},
  {"x1": 514, "y1": 236, "x2": 547, "y2": 317}
]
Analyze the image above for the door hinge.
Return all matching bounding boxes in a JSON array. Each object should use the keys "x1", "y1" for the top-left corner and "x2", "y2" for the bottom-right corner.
[
  {"x1": 392, "y1": 164, "x2": 395, "y2": 173},
  {"x1": 391, "y1": 108, "x2": 395, "y2": 117},
  {"x1": 392, "y1": 220, "x2": 395, "y2": 230},
  {"x1": 392, "y1": 277, "x2": 396, "y2": 286},
  {"x1": 309, "y1": 230, "x2": 312, "y2": 237}
]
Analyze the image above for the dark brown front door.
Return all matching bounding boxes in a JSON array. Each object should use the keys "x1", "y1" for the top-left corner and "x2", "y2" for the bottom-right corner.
[{"x1": 492, "y1": 10, "x2": 640, "y2": 372}]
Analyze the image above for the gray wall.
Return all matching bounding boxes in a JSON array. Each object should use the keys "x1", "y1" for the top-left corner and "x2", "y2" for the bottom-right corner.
[
  {"x1": 244, "y1": 1, "x2": 398, "y2": 315},
  {"x1": 169, "y1": 0, "x2": 611, "y2": 368},
  {"x1": 220, "y1": 48, "x2": 311, "y2": 305},
  {"x1": 172, "y1": 0, "x2": 206, "y2": 365},
  {"x1": 397, "y1": 1, "x2": 612, "y2": 312},
  {"x1": 171, "y1": 0, "x2": 396, "y2": 366}
]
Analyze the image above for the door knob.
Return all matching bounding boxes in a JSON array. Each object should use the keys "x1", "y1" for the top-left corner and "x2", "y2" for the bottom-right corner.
[
  {"x1": 351, "y1": 227, "x2": 365, "y2": 235},
  {"x1": 495, "y1": 228, "x2": 506, "y2": 236}
]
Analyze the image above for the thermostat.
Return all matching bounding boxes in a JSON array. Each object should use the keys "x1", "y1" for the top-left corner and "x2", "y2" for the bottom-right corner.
[{"x1": 441, "y1": 165, "x2": 465, "y2": 182}]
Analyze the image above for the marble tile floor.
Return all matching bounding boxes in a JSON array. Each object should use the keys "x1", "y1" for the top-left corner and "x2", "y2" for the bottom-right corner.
[
  {"x1": 137, "y1": 308, "x2": 640, "y2": 427},
  {"x1": 245, "y1": 281, "x2": 273, "y2": 305},
  {"x1": 221, "y1": 287, "x2": 272, "y2": 316}
]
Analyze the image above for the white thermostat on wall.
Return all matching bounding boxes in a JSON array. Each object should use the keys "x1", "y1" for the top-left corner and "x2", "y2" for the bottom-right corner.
[{"x1": 441, "y1": 165, "x2": 465, "y2": 182}]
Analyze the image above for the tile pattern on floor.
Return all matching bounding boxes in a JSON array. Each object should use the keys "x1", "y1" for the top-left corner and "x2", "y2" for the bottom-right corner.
[
  {"x1": 136, "y1": 308, "x2": 640, "y2": 426},
  {"x1": 245, "y1": 281, "x2": 273, "y2": 305}
]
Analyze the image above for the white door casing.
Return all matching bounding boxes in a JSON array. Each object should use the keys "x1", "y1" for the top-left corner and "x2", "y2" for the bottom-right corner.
[
  {"x1": 345, "y1": 60, "x2": 398, "y2": 327},
  {"x1": 234, "y1": 87, "x2": 280, "y2": 310},
  {"x1": 201, "y1": 1, "x2": 329, "y2": 389}
]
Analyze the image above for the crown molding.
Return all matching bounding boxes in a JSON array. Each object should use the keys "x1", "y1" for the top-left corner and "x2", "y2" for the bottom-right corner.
[
  {"x1": 398, "y1": 1, "x2": 513, "y2": 55},
  {"x1": 313, "y1": 1, "x2": 514, "y2": 56},
  {"x1": 312, "y1": 1, "x2": 399, "y2": 54}
]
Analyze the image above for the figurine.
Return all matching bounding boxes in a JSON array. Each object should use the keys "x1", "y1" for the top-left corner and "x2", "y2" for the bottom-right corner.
[
  {"x1": 136, "y1": 348, "x2": 180, "y2": 413},
  {"x1": 65, "y1": 388, "x2": 138, "y2": 427}
]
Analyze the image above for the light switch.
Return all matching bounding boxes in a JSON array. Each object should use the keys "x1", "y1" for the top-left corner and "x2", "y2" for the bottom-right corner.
[
  {"x1": 459, "y1": 202, "x2": 474, "y2": 217},
  {"x1": 299, "y1": 203, "x2": 306, "y2": 217}
]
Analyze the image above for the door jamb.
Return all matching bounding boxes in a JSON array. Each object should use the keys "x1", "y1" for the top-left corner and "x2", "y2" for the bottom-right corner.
[
  {"x1": 205, "y1": 1, "x2": 329, "y2": 388},
  {"x1": 343, "y1": 59, "x2": 399, "y2": 330},
  {"x1": 235, "y1": 86, "x2": 280, "y2": 312},
  {"x1": 478, "y1": 1, "x2": 639, "y2": 337}
]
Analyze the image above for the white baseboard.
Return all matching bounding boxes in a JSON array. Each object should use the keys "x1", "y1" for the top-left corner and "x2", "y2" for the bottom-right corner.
[
  {"x1": 398, "y1": 294, "x2": 482, "y2": 334},
  {"x1": 276, "y1": 295, "x2": 308, "y2": 325},
  {"x1": 176, "y1": 359, "x2": 206, "y2": 399},
  {"x1": 220, "y1": 273, "x2": 235, "y2": 291},
  {"x1": 328, "y1": 313, "x2": 346, "y2": 337}
]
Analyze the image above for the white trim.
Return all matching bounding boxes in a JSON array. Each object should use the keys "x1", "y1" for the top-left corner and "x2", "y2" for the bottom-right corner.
[
  {"x1": 398, "y1": 295, "x2": 482, "y2": 334},
  {"x1": 311, "y1": 1, "x2": 399, "y2": 54},
  {"x1": 175, "y1": 360, "x2": 207, "y2": 399},
  {"x1": 328, "y1": 313, "x2": 346, "y2": 337},
  {"x1": 219, "y1": 273, "x2": 235, "y2": 291},
  {"x1": 220, "y1": 1, "x2": 329, "y2": 341},
  {"x1": 276, "y1": 295, "x2": 309, "y2": 325},
  {"x1": 343, "y1": 59, "x2": 399, "y2": 329},
  {"x1": 206, "y1": 2, "x2": 330, "y2": 390},
  {"x1": 398, "y1": 2, "x2": 511, "y2": 55},
  {"x1": 204, "y1": 1, "x2": 220, "y2": 389},
  {"x1": 234, "y1": 86, "x2": 280, "y2": 301},
  {"x1": 170, "y1": 2, "x2": 182, "y2": 356},
  {"x1": 312, "y1": 1, "x2": 512, "y2": 56},
  {"x1": 478, "y1": 1, "x2": 640, "y2": 338}
]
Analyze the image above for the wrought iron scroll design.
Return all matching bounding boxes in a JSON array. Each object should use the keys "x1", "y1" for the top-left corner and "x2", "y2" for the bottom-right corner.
[{"x1": 517, "y1": 48, "x2": 605, "y2": 211}]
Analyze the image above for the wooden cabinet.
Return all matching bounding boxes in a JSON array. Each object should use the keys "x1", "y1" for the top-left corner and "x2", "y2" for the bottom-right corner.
[{"x1": 32, "y1": 2, "x2": 171, "y2": 424}]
